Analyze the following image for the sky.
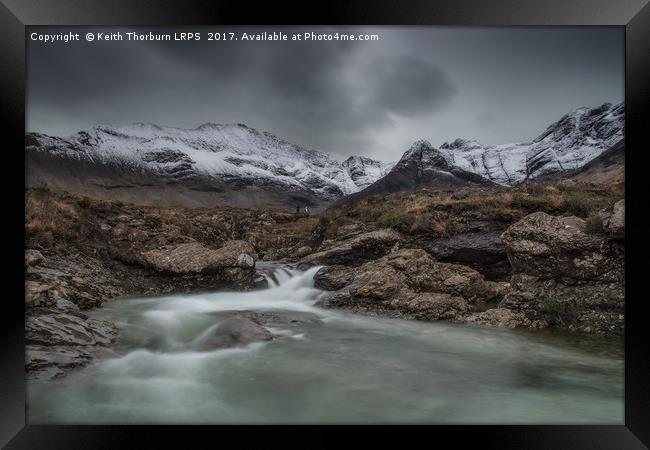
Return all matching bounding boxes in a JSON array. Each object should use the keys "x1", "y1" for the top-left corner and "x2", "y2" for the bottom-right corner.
[{"x1": 27, "y1": 26, "x2": 624, "y2": 161}]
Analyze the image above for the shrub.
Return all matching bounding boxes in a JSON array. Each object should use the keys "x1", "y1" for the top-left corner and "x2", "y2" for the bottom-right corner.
[{"x1": 376, "y1": 210, "x2": 415, "y2": 233}]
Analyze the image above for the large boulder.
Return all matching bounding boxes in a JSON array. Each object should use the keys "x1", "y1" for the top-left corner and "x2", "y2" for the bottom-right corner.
[
  {"x1": 500, "y1": 212, "x2": 623, "y2": 282},
  {"x1": 500, "y1": 212, "x2": 625, "y2": 334},
  {"x1": 141, "y1": 240, "x2": 257, "y2": 289},
  {"x1": 193, "y1": 316, "x2": 272, "y2": 351},
  {"x1": 315, "y1": 249, "x2": 505, "y2": 322},
  {"x1": 301, "y1": 228, "x2": 402, "y2": 266}
]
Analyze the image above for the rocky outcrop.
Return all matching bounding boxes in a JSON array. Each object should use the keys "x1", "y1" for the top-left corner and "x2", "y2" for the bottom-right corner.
[
  {"x1": 26, "y1": 300, "x2": 118, "y2": 380},
  {"x1": 499, "y1": 211, "x2": 624, "y2": 334},
  {"x1": 500, "y1": 212, "x2": 623, "y2": 282},
  {"x1": 141, "y1": 240, "x2": 257, "y2": 289},
  {"x1": 301, "y1": 228, "x2": 402, "y2": 266},
  {"x1": 315, "y1": 249, "x2": 506, "y2": 321},
  {"x1": 193, "y1": 316, "x2": 272, "y2": 351},
  {"x1": 422, "y1": 231, "x2": 510, "y2": 280}
]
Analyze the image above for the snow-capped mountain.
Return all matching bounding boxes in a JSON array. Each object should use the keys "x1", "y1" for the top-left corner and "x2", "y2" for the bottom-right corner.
[
  {"x1": 342, "y1": 156, "x2": 395, "y2": 190},
  {"x1": 438, "y1": 102, "x2": 624, "y2": 185},
  {"x1": 329, "y1": 140, "x2": 492, "y2": 210},
  {"x1": 26, "y1": 123, "x2": 389, "y2": 209}
]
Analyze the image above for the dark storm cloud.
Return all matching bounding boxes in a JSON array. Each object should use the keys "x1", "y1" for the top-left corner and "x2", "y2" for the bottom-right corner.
[{"x1": 27, "y1": 26, "x2": 623, "y2": 160}]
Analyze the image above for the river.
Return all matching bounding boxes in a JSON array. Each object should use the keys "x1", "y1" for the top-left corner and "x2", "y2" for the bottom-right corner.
[{"x1": 27, "y1": 265, "x2": 624, "y2": 424}]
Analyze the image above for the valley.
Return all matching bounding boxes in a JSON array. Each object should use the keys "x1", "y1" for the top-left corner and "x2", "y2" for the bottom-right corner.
[{"x1": 24, "y1": 103, "x2": 625, "y2": 423}]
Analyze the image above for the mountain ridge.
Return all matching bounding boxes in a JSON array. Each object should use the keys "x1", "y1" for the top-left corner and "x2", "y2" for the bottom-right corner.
[
  {"x1": 26, "y1": 102, "x2": 624, "y2": 210},
  {"x1": 26, "y1": 123, "x2": 391, "y2": 210}
]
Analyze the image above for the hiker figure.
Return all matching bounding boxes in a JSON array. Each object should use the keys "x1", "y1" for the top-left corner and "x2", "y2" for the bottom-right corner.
[
  {"x1": 304, "y1": 206, "x2": 310, "y2": 215},
  {"x1": 296, "y1": 205, "x2": 300, "y2": 214}
]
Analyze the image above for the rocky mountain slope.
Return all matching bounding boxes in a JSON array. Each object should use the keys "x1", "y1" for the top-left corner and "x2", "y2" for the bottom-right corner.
[
  {"x1": 26, "y1": 103, "x2": 623, "y2": 211},
  {"x1": 438, "y1": 102, "x2": 624, "y2": 184},
  {"x1": 329, "y1": 140, "x2": 493, "y2": 208},
  {"x1": 561, "y1": 139, "x2": 624, "y2": 186},
  {"x1": 26, "y1": 123, "x2": 389, "y2": 211},
  {"x1": 341, "y1": 156, "x2": 395, "y2": 190}
]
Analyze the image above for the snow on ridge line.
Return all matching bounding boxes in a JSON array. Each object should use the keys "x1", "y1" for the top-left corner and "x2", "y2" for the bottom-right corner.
[
  {"x1": 434, "y1": 102, "x2": 624, "y2": 184},
  {"x1": 26, "y1": 122, "x2": 390, "y2": 198}
]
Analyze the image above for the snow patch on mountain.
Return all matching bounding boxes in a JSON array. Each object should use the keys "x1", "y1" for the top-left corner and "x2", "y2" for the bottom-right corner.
[
  {"x1": 342, "y1": 155, "x2": 395, "y2": 190},
  {"x1": 438, "y1": 102, "x2": 624, "y2": 185},
  {"x1": 26, "y1": 123, "x2": 390, "y2": 200}
]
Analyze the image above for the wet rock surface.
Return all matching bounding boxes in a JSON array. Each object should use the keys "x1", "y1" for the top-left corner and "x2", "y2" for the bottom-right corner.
[{"x1": 193, "y1": 316, "x2": 273, "y2": 351}]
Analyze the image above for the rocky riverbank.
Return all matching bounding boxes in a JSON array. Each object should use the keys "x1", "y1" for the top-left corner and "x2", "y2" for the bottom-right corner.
[
  {"x1": 310, "y1": 201, "x2": 624, "y2": 334},
  {"x1": 24, "y1": 183, "x2": 624, "y2": 380}
]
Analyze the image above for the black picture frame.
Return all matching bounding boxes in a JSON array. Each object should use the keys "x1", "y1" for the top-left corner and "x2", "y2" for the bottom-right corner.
[{"x1": 2, "y1": 0, "x2": 648, "y2": 447}]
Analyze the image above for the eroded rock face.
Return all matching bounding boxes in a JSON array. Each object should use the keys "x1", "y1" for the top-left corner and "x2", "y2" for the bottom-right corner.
[
  {"x1": 25, "y1": 305, "x2": 118, "y2": 380},
  {"x1": 500, "y1": 211, "x2": 624, "y2": 334},
  {"x1": 500, "y1": 212, "x2": 623, "y2": 282},
  {"x1": 315, "y1": 249, "x2": 505, "y2": 322},
  {"x1": 193, "y1": 316, "x2": 272, "y2": 351},
  {"x1": 141, "y1": 240, "x2": 257, "y2": 289},
  {"x1": 301, "y1": 228, "x2": 402, "y2": 266},
  {"x1": 423, "y1": 231, "x2": 511, "y2": 280}
]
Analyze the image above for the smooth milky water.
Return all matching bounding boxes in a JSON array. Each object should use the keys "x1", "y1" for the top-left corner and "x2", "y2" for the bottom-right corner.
[{"x1": 27, "y1": 266, "x2": 624, "y2": 424}]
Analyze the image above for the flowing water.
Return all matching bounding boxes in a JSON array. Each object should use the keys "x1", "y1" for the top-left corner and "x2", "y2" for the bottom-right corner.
[{"x1": 27, "y1": 266, "x2": 624, "y2": 424}]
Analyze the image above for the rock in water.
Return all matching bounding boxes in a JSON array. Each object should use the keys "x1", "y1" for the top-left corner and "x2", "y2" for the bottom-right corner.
[{"x1": 193, "y1": 316, "x2": 273, "y2": 351}]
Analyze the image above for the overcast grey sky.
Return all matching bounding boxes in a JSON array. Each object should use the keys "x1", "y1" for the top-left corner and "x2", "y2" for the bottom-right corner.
[{"x1": 27, "y1": 26, "x2": 623, "y2": 161}]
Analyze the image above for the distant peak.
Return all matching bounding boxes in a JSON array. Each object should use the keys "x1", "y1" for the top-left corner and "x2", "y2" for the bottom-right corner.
[
  {"x1": 408, "y1": 139, "x2": 434, "y2": 152},
  {"x1": 439, "y1": 138, "x2": 480, "y2": 150},
  {"x1": 196, "y1": 122, "x2": 223, "y2": 130}
]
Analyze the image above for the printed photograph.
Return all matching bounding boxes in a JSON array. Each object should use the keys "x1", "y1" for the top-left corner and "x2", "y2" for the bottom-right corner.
[{"x1": 25, "y1": 26, "x2": 625, "y2": 424}]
